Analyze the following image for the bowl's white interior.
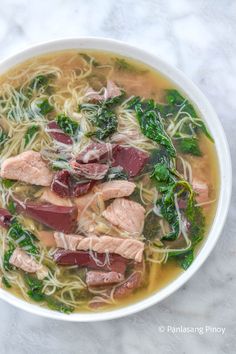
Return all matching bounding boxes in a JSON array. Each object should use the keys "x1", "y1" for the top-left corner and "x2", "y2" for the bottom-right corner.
[{"x1": 0, "y1": 38, "x2": 232, "y2": 321}]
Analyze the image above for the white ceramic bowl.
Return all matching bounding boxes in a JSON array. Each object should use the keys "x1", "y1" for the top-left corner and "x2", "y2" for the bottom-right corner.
[{"x1": 0, "y1": 38, "x2": 232, "y2": 321}]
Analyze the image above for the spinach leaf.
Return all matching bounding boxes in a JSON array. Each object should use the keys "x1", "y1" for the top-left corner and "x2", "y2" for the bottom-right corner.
[
  {"x1": 24, "y1": 125, "x2": 40, "y2": 147},
  {"x1": 113, "y1": 58, "x2": 147, "y2": 74},
  {"x1": 79, "y1": 53, "x2": 99, "y2": 66},
  {"x1": 0, "y1": 129, "x2": 8, "y2": 147},
  {"x1": 56, "y1": 114, "x2": 79, "y2": 137},
  {"x1": 37, "y1": 99, "x2": 54, "y2": 115},
  {"x1": 178, "y1": 138, "x2": 202, "y2": 156},
  {"x1": 8, "y1": 220, "x2": 39, "y2": 255},
  {"x1": 24, "y1": 274, "x2": 74, "y2": 313},
  {"x1": 7, "y1": 199, "x2": 16, "y2": 214},
  {"x1": 3, "y1": 242, "x2": 15, "y2": 271},
  {"x1": 134, "y1": 99, "x2": 176, "y2": 157},
  {"x1": 28, "y1": 74, "x2": 55, "y2": 95},
  {"x1": 2, "y1": 276, "x2": 11, "y2": 288},
  {"x1": 1, "y1": 179, "x2": 15, "y2": 188},
  {"x1": 143, "y1": 211, "x2": 160, "y2": 241},
  {"x1": 185, "y1": 198, "x2": 205, "y2": 246},
  {"x1": 105, "y1": 167, "x2": 128, "y2": 181},
  {"x1": 46, "y1": 297, "x2": 74, "y2": 314},
  {"x1": 173, "y1": 249, "x2": 194, "y2": 270},
  {"x1": 89, "y1": 108, "x2": 118, "y2": 140},
  {"x1": 166, "y1": 89, "x2": 197, "y2": 117}
]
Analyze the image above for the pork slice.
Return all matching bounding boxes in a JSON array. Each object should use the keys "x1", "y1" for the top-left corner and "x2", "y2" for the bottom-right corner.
[
  {"x1": 47, "y1": 121, "x2": 73, "y2": 145},
  {"x1": 71, "y1": 162, "x2": 109, "y2": 180},
  {"x1": 37, "y1": 230, "x2": 56, "y2": 247},
  {"x1": 113, "y1": 271, "x2": 142, "y2": 299},
  {"x1": 16, "y1": 201, "x2": 78, "y2": 233},
  {"x1": 86, "y1": 270, "x2": 124, "y2": 287},
  {"x1": 54, "y1": 232, "x2": 83, "y2": 251},
  {"x1": 112, "y1": 146, "x2": 149, "y2": 177},
  {"x1": 9, "y1": 248, "x2": 48, "y2": 279},
  {"x1": 192, "y1": 178, "x2": 209, "y2": 205},
  {"x1": 93, "y1": 180, "x2": 136, "y2": 201},
  {"x1": 0, "y1": 208, "x2": 13, "y2": 229},
  {"x1": 0, "y1": 150, "x2": 53, "y2": 186},
  {"x1": 41, "y1": 188, "x2": 73, "y2": 206},
  {"x1": 76, "y1": 142, "x2": 114, "y2": 163},
  {"x1": 102, "y1": 198, "x2": 145, "y2": 237},
  {"x1": 54, "y1": 250, "x2": 128, "y2": 273},
  {"x1": 72, "y1": 180, "x2": 94, "y2": 197},
  {"x1": 53, "y1": 233, "x2": 144, "y2": 262},
  {"x1": 85, "y1": 80, "x2": 122, "y2": 103}
]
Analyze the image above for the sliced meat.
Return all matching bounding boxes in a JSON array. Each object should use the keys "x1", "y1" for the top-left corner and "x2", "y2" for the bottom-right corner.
[
  {"x1": 0, "y1": 150, "x2": 53, "y2": 186},
  {"x1": 16, "y1": 201, "x2": 78, "y2": 233},
  {"x1": 74, "y1": 192, "x2": 97, "y2": 216},
  {"x1": 86, "y1": 270, "x2": 124, "y2": 287},
  {"x1": 51, "y1": 169, "x2": 94, "y2": 198},
  {"x1": 36, "y1": 230, "x2": 56, "y2": 247},
  {"x1": 102, "y1": 198, "x2": 145, "y2": 237},
  {"x1": 85, "y1": 80, "x2": 122, "y2": 103},
  {"x1": 76, "y1": 142, "x2": 114, "y2": 163},
  {"x1": 54, "y1": 250, "x2": 128, "y2": 273},
  {"x1": 47, "y1": 121, "x2": 73, "y2": 145},
  {"x1": 71, "y1": 162, "x2": 109, "y2": 180},
  {"x1": 53, "y1": 233, "x2": 144, "y2": 262},
  {"x1": 9, "y1": 248, "x2": 48, "y2": 279},
  {"x1": 113, "y1": 271, "x2": 142, "y2": 299},
  {"x1": 93, "y1": 180, "x2": 136, "y2": 201},
  {"x1": 41, "y1": 188, "x2": 73, "y2": 207},
  {"x1": 54, "y1": 232, "x2": 82, "y2": 251},
  {"x1": 192, "y1": 178, "x2": 209, "y2": 204},
  {"x1": 0, "y1": 208, "x2": 13, "y2": 229},
  {"x1": 112, "y1": 146, "x2": 149, "y2": 177},
  {"x1": 51, "y1": 170, "x2": 71, "y2": 197}
]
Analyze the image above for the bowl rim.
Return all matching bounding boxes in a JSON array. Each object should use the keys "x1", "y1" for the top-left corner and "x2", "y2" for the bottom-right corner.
[{"x1": 0, "y1": 37, "x2": 232, "y2": 322}]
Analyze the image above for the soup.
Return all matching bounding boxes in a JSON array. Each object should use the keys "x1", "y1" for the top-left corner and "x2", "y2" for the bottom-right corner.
[{"x1": 0, "y1": 51, "x2": 218, "y2": 313}]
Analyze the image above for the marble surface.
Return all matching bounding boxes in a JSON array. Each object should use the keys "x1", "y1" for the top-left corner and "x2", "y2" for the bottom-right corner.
[{"x1": 0, "y1": 0, "x2": 235, "y2": 353}]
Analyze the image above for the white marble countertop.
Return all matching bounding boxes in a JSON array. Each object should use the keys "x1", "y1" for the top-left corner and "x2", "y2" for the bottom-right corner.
[{"x1": 0, "y1": 0, "x2": 235, "y2": 353}]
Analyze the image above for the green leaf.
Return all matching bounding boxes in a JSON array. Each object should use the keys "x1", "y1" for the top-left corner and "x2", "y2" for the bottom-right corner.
[
  {"x1": 24, "y1": 274, "x2": 43, "y2": 292},
  {"x1": 178, "y1": 138, "x2": 202, "y2": 156},
  {"x1": 89, "y1": 108, "x2": 118, "y2": 140},
  {"x1": 46, "y1": 297, "x2": 74, "y2": 314},
  {"x1": 24, "y1": 125, "x2": 40, "y2": 147},
  {"x1": 1, "y1": 179, "x2": 15, "y2": 188},
  {"x1": 143, "y1": 211, "x2": 160, "y2": 241},
  {"x1": 56, "y1": 114, "x2": 79, "y2": 137},
  {"x1": 8, "y1": 220, "x2": 39, "y2": 255},
  {"x1": 2, "y1": 276, "x2": 11, "y2": 288},
  {"x1": 3, "y1": 242, "x2": 15, "y2": 271},
  {"x1": 7, "y1": 199, "x2": 16, "y2": 214},
  {"x1": 105, "y1": 167, "x2": 128, "y2": 181},
  {"x1": 79, "y1": 53, "x2": 99, "y2": 66},
  {"x1": 177, "y1": 250, "x2": 194, "y2": 270},
  {"x1": 0, "y1": 129, "x2": 8, "y2": 147},
  {"x1": 113, "y1": 58, "x2": 147, "y2": 74},
  {"x1": 37, "y1": 99, "x2": 54, "y2": 115},
  {"x1": 134, "y1": 99, "x2": 176, "y2": 157}
]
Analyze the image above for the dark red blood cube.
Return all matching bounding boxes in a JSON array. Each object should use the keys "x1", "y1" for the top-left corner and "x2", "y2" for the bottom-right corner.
[{"x1": 112, "y1": 146, "x2": 149, "y2": 177}]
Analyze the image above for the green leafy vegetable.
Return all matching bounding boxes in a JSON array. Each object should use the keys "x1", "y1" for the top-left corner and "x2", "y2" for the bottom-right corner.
[
  {"x1": 37, "y1": 99, "x2": 54, "y2": 115},
  {"x1": 143, "y1": 211, "x2": 160, "y2": 241},
  {"x1": 8, "y1": 220, "x2": 39, "y2": 255},
  {"x1": 3, "y1": 242, "x2": 15, "y2": 271},
  {"x1": 28, "y1": 74, "x2": 55, "y2": 95},
  {"x1": 178, "y1": 138, "x2": 202, "y2": 156},
  {"x1": 2, "y1": 276, "x2": 11, "y2": 288},
  {"x1": 105, "y1": 167, "x2": 128, "y2": 181},
  {"x1": 7, "y1": 199, "x2": 16, "y2": 214},
  {"x1": 1, "y1": 179, "x2": 15, "y2": 188},
  {"x1": 56, "y1": 114, "x2": 79, "y2": 137},
  {"x1": 24, "y1": 125, "x2": 40, "y2": 147},
  {"x1": 0, "y1": 129, "x2": 8, "y2": 148},
  {"x1": 174, "y1": 249, "x2": 194, "y2": 270},
  {"x1": 113, "y1": 58, "x2": 147, "y2": 74},
  {"x1": 128, "y1": 97, "x2": 176, "y2": 157},
  {"x1": 46, "y1": 297, "x2": 74, "y2": 314},
  {"x1": 89, "y1": 108, "x2": 118, "y2": 140},
  {"x1": 24, "y1": 274, "x2": 74, "y2": 313},
  {"x1": 79, "y1": 53, "x2": 99, "y2": 66}
]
